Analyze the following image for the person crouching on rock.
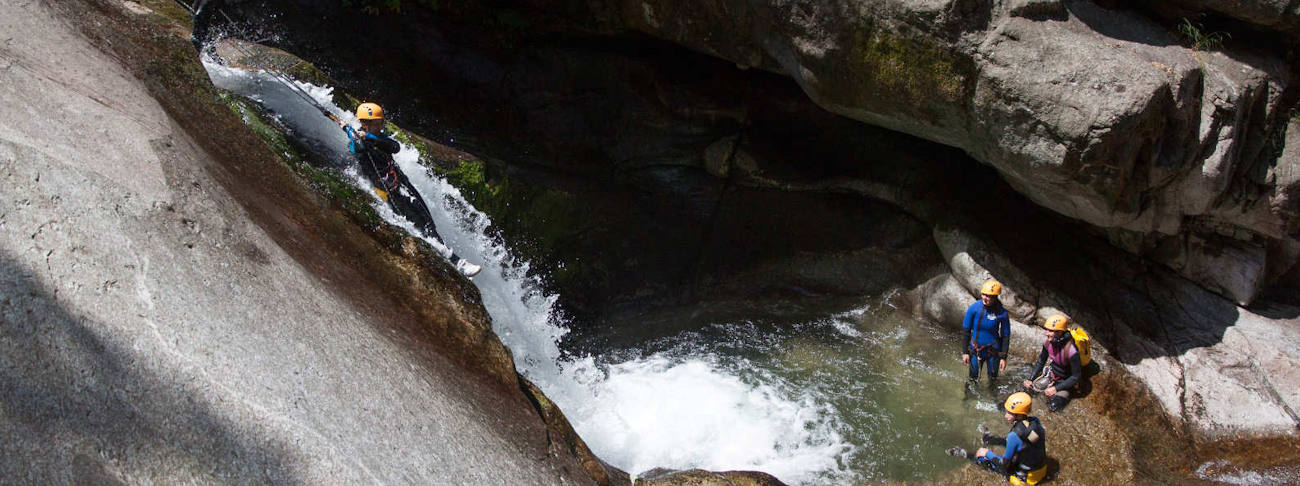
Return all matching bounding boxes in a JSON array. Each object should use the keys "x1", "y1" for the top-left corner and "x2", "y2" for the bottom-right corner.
[
  {"x1": 947, "y1": 392, "x2": 1049, "y2": 485},
  {"x1": 339, "y1": 102, "x2": 482, "y2": 277},
  {"x1": 963, "y1": 279, "x2": 1010, "y2": 384},
  {"x1": 1022, "y1": 314, "x2": 1082, "y2": 412}
]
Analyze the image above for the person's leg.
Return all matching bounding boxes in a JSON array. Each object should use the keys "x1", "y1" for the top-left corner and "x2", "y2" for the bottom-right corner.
[
  {"x1": 968, "y1": 348, "x2": 981, "y2": 381},
  {"x1": 984, "y1": 348, "x2": 999, "y2": 380},
  {"x1": 390, "y1": 182, "x2": 461, "y2": 262},
  {"x1": 389, "y1": 178, "x2": 481, "y2": 276},
  {"x1": 1047, "y1": 385, "x2": 1071, "y2": 411},
  {"x1": 975, "y1": 454, "x2": 1008, "y2": 475}
]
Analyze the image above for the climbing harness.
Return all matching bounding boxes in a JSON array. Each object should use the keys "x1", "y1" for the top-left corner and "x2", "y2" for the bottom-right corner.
[{"x1": 969, "y1": 308, "x2": 1003, "y2": 356}]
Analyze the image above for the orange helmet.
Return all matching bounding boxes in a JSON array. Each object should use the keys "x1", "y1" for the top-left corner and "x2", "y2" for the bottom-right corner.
[
  {"x1": 1043, "y1": 314, "x2": 1069, "y2": 332},
  {"x1": 1004, "y1": 392, "x2": 1032, "y2": 415},
  {"x1": 356, "y1": 102, "x2": 384, "y2": 120},
  {"x1": 980, "y1": 279, "x2": 1002, "y2": 296}
]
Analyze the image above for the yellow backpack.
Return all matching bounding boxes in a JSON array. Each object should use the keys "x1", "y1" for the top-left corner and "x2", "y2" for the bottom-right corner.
[{"x1": 1070, "y1": 327, "x2": 1092, "y2": 367}]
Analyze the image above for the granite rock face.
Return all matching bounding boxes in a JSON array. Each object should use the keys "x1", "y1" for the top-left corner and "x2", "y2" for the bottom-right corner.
[
  {"x1": 1146, "y1": 0, "x2": 1300, "y2": 36},
  {"x1": 0, "y1": 1, "x2": 589, "y2": 483}
]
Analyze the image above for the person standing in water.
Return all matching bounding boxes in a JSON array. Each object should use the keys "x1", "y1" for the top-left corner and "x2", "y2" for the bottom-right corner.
[
  {"x1": 947, "y1": 392, "x2": 1049, "y2": 485},
  {"x1": 962, "y1": 279, "x2": 1011, "y2": 384},
  {"x1": 1022, "y1": 314, "x2": 1083, "y2": 412},
  {"x1": 340, "y1": 102, "x2": 482, "y2": 277}
]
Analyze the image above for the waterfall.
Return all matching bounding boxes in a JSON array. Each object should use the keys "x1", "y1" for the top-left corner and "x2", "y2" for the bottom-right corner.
[{"x1": 203, "y1": 58, "x2": 854, "y2": 485}]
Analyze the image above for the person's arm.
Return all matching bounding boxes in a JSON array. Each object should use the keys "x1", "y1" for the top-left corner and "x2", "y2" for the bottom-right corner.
[
  {"x1": 961, "y1": 304, "x2": 977, "y2": 354},
  {"x1": 996, "y1": 312, "x2": 1010, "y2": 357},
  {"x1": 1054, "y1": 347, "x2": 1083, "y2": 390},
  {"x1": 341, "y1": 124, "x2": 364, "y2": 153}
]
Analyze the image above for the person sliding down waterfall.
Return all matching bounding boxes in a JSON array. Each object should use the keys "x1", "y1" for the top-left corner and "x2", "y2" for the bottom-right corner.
[
  {"x1": 962, "y1": 279, "x2": 1011, "y2": 386},
  {"x1": 339, "y1": 102, "x2": 481, "y2": 277},
  {"x1": 947, "y1": 392, "x2": 1049, "y2": 485}
]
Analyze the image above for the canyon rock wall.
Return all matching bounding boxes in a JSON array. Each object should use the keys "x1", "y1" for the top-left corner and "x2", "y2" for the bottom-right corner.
[{"x1": 543, "y1": 0, "x2": 1300, "y2": 304}]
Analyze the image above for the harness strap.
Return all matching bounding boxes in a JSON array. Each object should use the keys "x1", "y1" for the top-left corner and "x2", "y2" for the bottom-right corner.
[
  {"x1": 970, "y1": 307, "x2": 1000, "y2": 355},
  {"x1": 380, "y1": 166, "x2": 400, "y2": 190},
  {"x1": 970, "y1": 308, "x2": 985, "y2": 351}
]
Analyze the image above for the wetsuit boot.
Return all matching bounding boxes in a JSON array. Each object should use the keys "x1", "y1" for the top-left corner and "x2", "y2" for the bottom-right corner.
[{"x1": 1047, "y1": 394, "x2": 1069, "y2": 412}]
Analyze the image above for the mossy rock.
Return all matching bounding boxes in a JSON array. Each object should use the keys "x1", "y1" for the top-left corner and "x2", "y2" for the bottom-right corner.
[
  {"x1": 215, "y1": 91, "x2": 389, "y2": 235},
  {"x1": 819, "y1": 25, "x2": 973, "y2": 123}
]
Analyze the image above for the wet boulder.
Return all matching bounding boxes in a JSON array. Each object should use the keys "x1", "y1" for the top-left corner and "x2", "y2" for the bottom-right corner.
[
  {"x1": 911, "y1": 273, "x2": 971, "y2": 328},
  {"x1": 634, "y1": 468, "x2": 786, "y2": 486},
  {"x1": 916, "y1": 220, "x2": 1300, "y2": 439},
  {"x1": 933, "y1": 224, "x2": 1038, "y2": 321}
]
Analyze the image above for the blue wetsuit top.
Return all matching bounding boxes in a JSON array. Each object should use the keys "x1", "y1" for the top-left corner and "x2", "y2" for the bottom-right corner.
[
  {"x1": 344, "y1": 126, "x2": 399, "y2": 156},
  {"x1": 981, "y1": 417, "x2": 1046, "y2": 472},
  {"x1": 962, "y1": 300, "x2": 1010, "y2": 353}
]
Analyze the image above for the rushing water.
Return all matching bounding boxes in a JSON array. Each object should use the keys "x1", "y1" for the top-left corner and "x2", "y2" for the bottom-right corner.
[{"x1": 203, "y1": 55, "x2": 1025, "y2": 484}]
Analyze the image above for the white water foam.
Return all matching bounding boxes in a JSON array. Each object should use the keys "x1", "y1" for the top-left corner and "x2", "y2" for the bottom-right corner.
[{"x1": 203, "y1": 58, "x2": 853, "y2": 485}]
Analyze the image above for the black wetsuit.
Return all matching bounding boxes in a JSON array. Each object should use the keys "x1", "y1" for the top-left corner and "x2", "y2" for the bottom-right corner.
[
  {"x1": 1028, "y1": 334, "x2": 1083, "y2": 411},
  {"x1": 977, "y1": 417, "x2": 1047, "y2": 482},
  {"x1": 346, "y1": 127, "x2": 459, "y2": 262}
]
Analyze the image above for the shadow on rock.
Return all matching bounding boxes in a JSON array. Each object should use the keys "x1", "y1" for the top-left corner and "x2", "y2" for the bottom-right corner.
[
  {"x1": 1067, "y1": 1, "x2": 1180, "y2": 47},
  {"x1": 0, "y1": 254, "x2": 301, "y2": 484},
  {"x1": 933, "y1": 169, "x2": 1244, "y2": 366}
]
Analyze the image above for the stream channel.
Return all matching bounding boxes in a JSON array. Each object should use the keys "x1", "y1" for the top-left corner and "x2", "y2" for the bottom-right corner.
[{"x1": 204, "y1": 54, "x2": 1039, "y2": 485}]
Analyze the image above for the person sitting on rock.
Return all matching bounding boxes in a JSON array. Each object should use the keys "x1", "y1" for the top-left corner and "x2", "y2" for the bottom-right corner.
[
  {"x1": 1022, "y1": 313, "x2": 1083, "y2": 412},
  {"x1": 962, "y1": 279, "x2": 1010, "y2": 384},
  {"x1": 947, "y1": 392, "x2": 1048, "y2": 485},
  {"x1": 339, "y1": 102, "x2": 481, "y2": 277}
]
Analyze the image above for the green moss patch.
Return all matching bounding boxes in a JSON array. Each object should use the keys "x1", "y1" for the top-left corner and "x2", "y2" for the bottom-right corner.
[
  {"x1": 217, "y1": 91, "x2": 386, "y2": 232},
  {"x1": 384, "y1": 130, "x2": 594, "y2": 290},
  {"x1": 137, "y1": 0, "x2": 194, "y2": 29},
  {"x1": 831, "y1": 25, "x2": 971, "y2": 120}
]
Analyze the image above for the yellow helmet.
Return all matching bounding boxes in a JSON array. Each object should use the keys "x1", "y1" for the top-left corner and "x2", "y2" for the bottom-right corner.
[
  {"x1": 1004, "y1": 392, "x2": 1032, "y2": 415},
  {"x1": 980, "y1": 279, "x2": 1002, "y2": 296},
  {"x1": 356, "y1": 102, "x2": 384, "y2": 120},
  {"x1": 1043, "y1": 314, "x2": 1069, "y2": 332}
]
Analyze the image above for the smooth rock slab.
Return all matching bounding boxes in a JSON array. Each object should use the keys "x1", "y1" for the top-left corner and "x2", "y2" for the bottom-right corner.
[{"x1": 0, "y1": 1, "x2": 585, "y2": 484}]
